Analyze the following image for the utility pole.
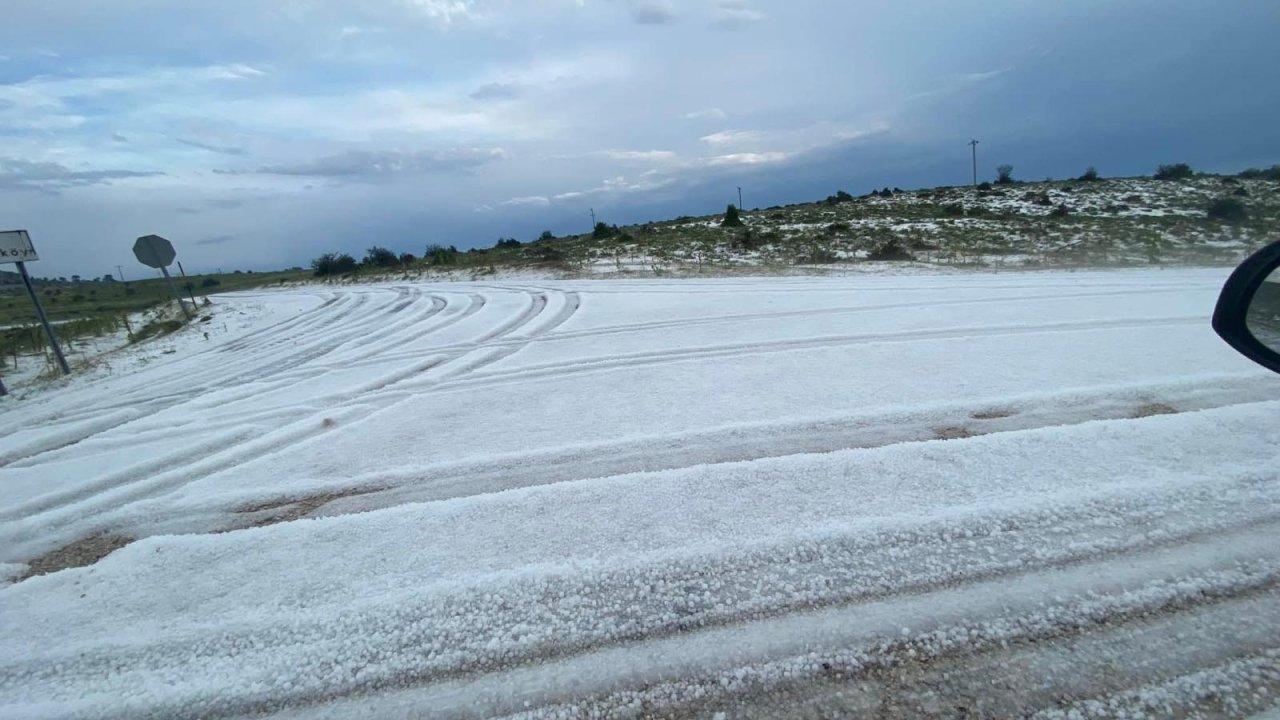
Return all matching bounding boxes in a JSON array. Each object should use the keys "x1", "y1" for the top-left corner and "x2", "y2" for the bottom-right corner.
[
  {"x1": 590, "y1": 208, "x2": 596, "y2": 229},
  {"x1": 737, "y1": 186, "x2": 743, "y2": 210},
  {"x1": 969, "y1": 139, "x2": 979, "y2": 187},
  {"x1": 115, "y1": 264, "x2": 125, "y2": 283}
]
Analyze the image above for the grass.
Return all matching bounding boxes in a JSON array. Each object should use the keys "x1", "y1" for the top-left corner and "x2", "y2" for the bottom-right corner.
[{"x1": 0, "y1": 267, "x2": 308, "y2": 371}]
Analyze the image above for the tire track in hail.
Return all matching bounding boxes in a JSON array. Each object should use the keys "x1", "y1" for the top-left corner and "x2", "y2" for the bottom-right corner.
[
  {"x1": 0, "y1": 288, "x2": 562, "y2": 524},
  {"x1": 418, "y1": 314, "x2": 1207, "y2": 397},
  {"x1": 0, "y1": 289, "x2": 451, "y2": 467}
]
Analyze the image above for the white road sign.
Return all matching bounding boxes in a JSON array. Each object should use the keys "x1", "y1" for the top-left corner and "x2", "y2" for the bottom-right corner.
[{"x1": 0, "y1": 230, "x2": 38, "y2": 263}]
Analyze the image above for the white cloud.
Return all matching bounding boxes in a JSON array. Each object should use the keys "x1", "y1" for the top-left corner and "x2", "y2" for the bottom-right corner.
[
  {"x1": 712, "y1": 0, "x2": 764, "y2": 30},
  {"x1": 700, "y1": 129, "x2": 763, "y2": 145},
  {"x1": 683, "y1": 108, "x2": 728, "y2": 121},
  {"x1": 594, "y1": 149, "x2": 677, "y2": 161},
  {"x1": 502, "y1": 195, "x2": 551, "y2": 206},
  {"x1": 703, "y1": 151, "x2": 790, "y2": 166},
  {"x1": 401, "y1": 0, "x2": 478, "y2": 26}
]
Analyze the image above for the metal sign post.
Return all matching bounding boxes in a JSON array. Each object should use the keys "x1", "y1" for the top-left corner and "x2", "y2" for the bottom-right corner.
[
  {"x1": 1, "y1": 230, "x2": 71, "y2": 376},
  {"x1": 133, "y1": 234, "x2": 193, "y2": 321}
]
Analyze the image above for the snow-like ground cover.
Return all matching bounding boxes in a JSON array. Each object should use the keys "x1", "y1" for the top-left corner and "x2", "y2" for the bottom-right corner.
[{"x1": 2, "y1": 267, "x2": 1280, "y2": 719}]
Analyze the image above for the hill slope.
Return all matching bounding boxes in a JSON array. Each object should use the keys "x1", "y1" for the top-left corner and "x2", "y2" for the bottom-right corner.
[{"x1": 428, "y1": 174, "x2": 1280, "y2": 278}]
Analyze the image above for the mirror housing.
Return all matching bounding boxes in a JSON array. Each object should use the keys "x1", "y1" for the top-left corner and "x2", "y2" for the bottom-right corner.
[{"x1": 1213, "y1": 240, "x2": 1280, "y2": 374}]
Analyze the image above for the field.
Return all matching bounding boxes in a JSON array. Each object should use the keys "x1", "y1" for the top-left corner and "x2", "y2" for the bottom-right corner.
[{"x1": 3, "y1": 268, "x2": 1280, "y2": 718}]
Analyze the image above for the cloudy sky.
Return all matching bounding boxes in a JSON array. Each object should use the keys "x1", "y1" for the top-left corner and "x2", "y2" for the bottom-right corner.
[{"x1": 2, "y1": 0, "x2": 1277, "y2": 277}]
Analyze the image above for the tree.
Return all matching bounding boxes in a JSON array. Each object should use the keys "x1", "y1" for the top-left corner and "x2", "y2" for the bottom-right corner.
[
  {"x1": 1154, "y1": 163, "x2": 1194, "y2": 181},
  {"x1": 311, "y1": 252, "x2": 358, "y2": 276},
  {"x1": 722, "y1": 204, "x2": 743, "y2": 227},
  {"x1": 363, "y1": 246, "x2": 399, "y2": 267},
  {"x1": 995, "y1": 164, "x2": 1014, "y2": 184},
  {"x1": 539, "y1": 230, "x2": 556, "y2": 241},
  {"x1": 593, "y1": 222, "x2": 617, "y2": 239},
  {"x1": 398, "y1": 253, "x2": 417, "y2": 265},
  {"x1": 1078, "y1": 166, "x2": 1100, "y2": 181},
  {"x1": 425, "y1": 244, "x2": 458, "y2": 265}
]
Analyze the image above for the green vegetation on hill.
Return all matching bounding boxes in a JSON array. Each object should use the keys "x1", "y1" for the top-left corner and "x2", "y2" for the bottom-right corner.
[{"x1": 309, "y1": 166, "x2": 1280, "y2": 279}]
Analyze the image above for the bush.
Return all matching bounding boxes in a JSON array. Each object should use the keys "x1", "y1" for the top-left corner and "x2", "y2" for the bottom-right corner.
[
  {"x1": 593, "y1": 222, "x2": 618, "y2": 239},
  {"x1": 1078, "y1": 166, "x2": 1100, "y2": 181},
  {"x1": 868, "y1": 238, "x2": 914, "y2": 261},
  {"x1": 363, "y1": 246, "x2": 400, "y2": 267},
  {"x1": 825, "y1": 190, "x2": 855, "y2": 205},
  {"x1": 1206, "y1": 197, "x2": 1248, "y2": 222},
  {"x1": 1237, "y1": 165, "x2": 1280, "y2": 181},
  {"x1": 398, "y1": 253, "x2": 417, "y2": 264},
  {"x1": 722, "y1": 204, "x2": 743, "y2": 227},
  {"x1": 312, "y1": 252, "x2": 358, "y2": 276},
  {"x1": 941, "y1": 203, "x2": 966, "y2": 217},
  {"x1": 1049, "y1": 204, "x2": 1071, "y2": 218},
  {"x1": 995, "y1": 164, "x2": 1014, "y2": 184},
  {"x1": 731, "y1": 229, "x2": 762, "y2": 251},
  {"x1": 795, "y1": 248, "x2": 839, "y2": 264},
  {"x1": 1154, "y1": 163, "x2": 1194, "y2": 181},
  {"x1": 526, "y1": 244, "x2": 565, "y2": 263},
  {"x1": 424, "y1": 244, "x2": 459, "y2": 265},
  {"x1": 201, "y1": 277, "x2": 221, "y2": 288},
  {"x1": 495, "y1": 238, "x2": 522, "y2": 249}
]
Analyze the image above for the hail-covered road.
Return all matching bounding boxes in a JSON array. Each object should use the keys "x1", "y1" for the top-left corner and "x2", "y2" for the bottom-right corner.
[{"x1": 3, "y1": 268, "x2": 1279, "y2": 719}]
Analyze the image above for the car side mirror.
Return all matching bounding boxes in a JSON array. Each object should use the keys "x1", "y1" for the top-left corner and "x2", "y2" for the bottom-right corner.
[{"x1": 1213, "y1": 240, "x2": 1280, "y2": 374}]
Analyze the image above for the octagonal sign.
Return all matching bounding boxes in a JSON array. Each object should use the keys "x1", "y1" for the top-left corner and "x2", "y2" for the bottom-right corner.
[{"x1": 134, "y1": 234, "x2": 177, "y2": 269}]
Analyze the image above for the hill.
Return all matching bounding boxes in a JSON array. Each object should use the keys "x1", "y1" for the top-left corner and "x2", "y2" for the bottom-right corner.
[{"x1": 389, "y1": 173, "x2": 1279, "y2": 279}]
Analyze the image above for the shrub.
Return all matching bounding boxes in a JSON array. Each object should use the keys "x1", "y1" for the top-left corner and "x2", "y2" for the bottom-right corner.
[
  {"x1": 1049, "y1": 204, "x2": 1071, "y2": 218},
  {"x1": 1206, "y1": 197, "x2": 1248, "y2": 222},
  {"x1": 722, "y1": 204, "x2": 743, "y2": 227},
  {"x1": 495, "y1": 238, "x2": 522, "y2": 249},
  {"x1": 363, "y1": 246, "x2": 400, "y2": 267},
  {"x1": 540, "y1": 230, "x2": 557, "y2": 241},
  {"x1": 824, "y1": 190, "x2": 854, "y2": 205},
  {"x1": 593, "y1": 222, "x2": 618, "y2": 239},
  {"x1": 526, "y1": 244, "x2": 565, "y2": 263},
  {"x1": 1237, "y1": 165, "x2": 1280, "y2": 181},
  {"x1": 1154, "y1": 163, "x2": 1194, "y2": 181},
  {"x1": 201, "y1": 277, "x2": 221, "y2": 288},
  {"x1": 424, "y1": 244, "x2": 459, "y2": 265},
  {"x1": 398, "y1": 253, "x2": 417, "y2": 264},
  {"x1": 731, "y1": 229, "x2": 762, "y2": 251},
  {"x1": 1078, "y1": 166, "x2": 1100, "y2": 181},
  {"x1": 995, "y1": 165, "x2": 1014, "y2": 184},
  {"x1": 868, "y1": 238, "x2": 914, "y2": 261},
  {"x1": 976, "y1": 181, "x2": 992, "y2": 190},
  {"x1": 941, "y1": 203, "x2": 965, "y2": 217},
  {"x1": 312, "y1": 252, "x2": 358, "y2": 276},
  {"x1": 795, "y1": 248, "x2": 839, "y2": 264}
]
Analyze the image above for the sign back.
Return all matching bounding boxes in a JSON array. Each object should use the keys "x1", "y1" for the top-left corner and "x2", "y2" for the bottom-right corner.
[
  {"x1": 0, "y1": 230, "x2": 38, "y2": 263},
  {"x1": 133, "y1": 234, "x2": 177, "y2": 269}
]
